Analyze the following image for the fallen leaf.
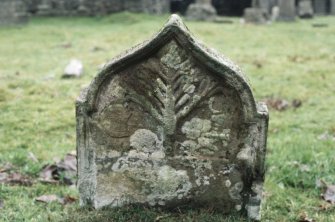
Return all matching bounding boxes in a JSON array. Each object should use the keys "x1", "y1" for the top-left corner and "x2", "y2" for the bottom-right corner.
[
  {"x1": 292, "y1": 99, "x2": 302, "y2": 108},
  {"x1": 59, "y1": 195, "x2": 77, "y2": 205},
  {"x1": 59, "y1": 43, "x2": 72, "y2": 48},
  {"x1": 252, "y1": 60, "x2": 263, "y2": 69},
  {"x1": 35, "y1": 195, "x2": 59, "y2": 204},
  {"x1": 0, "y1": 172, "x2": 33, "y2": 186},
  {"x1": 298, "y1": 212, "x2": 315, "y2": 222},
  {"x1": 39, "y1": 152, "x2": 77, "y2": 185},
  {"x1": 0, "y1": 163, "x2": 14, "y2": 173},
  {"x1": 91, "y1": 46, "x2": 105, "y2": 52},
  {"x1": 318, "y1": 203, "x2": 333, "y2": 211},
  {"x1": 263, "y1": 98, "x2": 289, "y2": 111}
]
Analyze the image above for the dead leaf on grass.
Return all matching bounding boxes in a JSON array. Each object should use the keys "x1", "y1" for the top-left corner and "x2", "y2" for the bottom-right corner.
[
  {"x1": 35, "y1": 194, "x2": 59, "y2": 204},
  {"x1": 59, "y1": 43, "x2": 72, "y2": 48},
  {"x1": 39, "y1": 152, "x2": 77, "y2": 185},
  {"x1": 59, "y1": 195, "x2": 77, "y2": 205},
  {"x1": 0, "y1": 172, "x2": 33, "y2": 186},
  {"x1": 0, "y1": 163, "x2": 14, "y2": 173},
  {"x1": 35, "y1": 194, "x2": 77, "y2": 205},
  {"x1": 263, "y1": 98, "x2": 289, "y2": 111},
  {"x1": 263, "y1": 97, "x2": 303, "y2": 111},
  {"x1": 292, "y1": 99, "x2": 302, "y2": 109},
  {"x1": 298, "y1": 212, "x2": 315, "y2": 222}
]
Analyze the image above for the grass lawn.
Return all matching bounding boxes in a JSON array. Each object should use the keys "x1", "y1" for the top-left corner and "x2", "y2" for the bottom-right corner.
[{"x1": 0, "y1": 13, "x2": 335, "y2": 221}]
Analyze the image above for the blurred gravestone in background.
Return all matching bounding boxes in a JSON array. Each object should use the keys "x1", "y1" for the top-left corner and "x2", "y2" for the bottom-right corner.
[
  {"x1": 313, "y1": 0, "x2": 327, "y2": 15},
  {"x1": 76, "y1": 14, "x2": 268, "y2": 221},
  {"x1": 185, "y1": 0, "x2": 217, "y2": 21},
  {"x1": 0, "y1": 0, "x2": 29, "y2": 25},
  {"x1": 298, "y1": 0, "x2": 314, "y2": 18},
  {"x1": 278, "y1": 0, "x2": 296, "y2": 21}
]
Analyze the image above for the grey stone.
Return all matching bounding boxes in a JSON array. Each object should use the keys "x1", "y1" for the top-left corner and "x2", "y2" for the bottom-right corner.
[
  {"x1": 76, "y1": 14, "x2": 268, "y2": 221},
  {"x1": 331, "y1": 0, "x2": 335, "y2": 15},
  {"x1": 271, "y1": 6, "x2": 280, "y2": 22},
  {"x1": 278, "y1": 0, "x2": 296, "y2": 22},
  {"x1": 186, "y1": 0, "x2": 217, "y2": 21},
  {"x1": 243, "y1": 8, "x2": 268, "y2": 24},
  {"x1": 252, "y1": 0, "x2": 271, "y2": 14},
  {"x1": 313, "y1": 0, "x2": 327, "y2": 15},
  {"x1": 63, "y1": 59, "x2": 83, "y2": 78},
  {"x1": 0, "y1": 0, "x2": 29, "y2": 25},
  {"x1": 298, "y1": 0, "x2": 314, "y2": 18}
]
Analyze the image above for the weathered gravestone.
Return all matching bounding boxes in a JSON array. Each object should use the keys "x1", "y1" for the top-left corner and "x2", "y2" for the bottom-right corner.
[
  {"x1": 298, "y1": 0, "x2": 314, "y2": 18},
  {"x1": 313, "y1": 0, "x2": 327, "y2": 15},
  {"x1": 278, "y1": 0, "x2": 296, "y2": 21},
  {"x1": 331, "y1": 0, "x2": 335, "y2": 15},
  {"x1": 186, "y1": 0, "x2": 217, "y2": 21},
  {"x1": 76, "y1": 14, "x2": 269, "y2": 221},
  {"x1": 243, "y1": 7, "x2": 268, "y2": 24},
  {"x1": 0, "y1": 0, "x2": 28, "y2": 25}
]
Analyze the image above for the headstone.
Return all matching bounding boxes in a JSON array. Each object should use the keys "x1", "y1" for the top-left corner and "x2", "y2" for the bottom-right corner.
[
  {"x1": 186, "y1": 0, "x2": 217, "y2": 21},
  {"x1": 278, "y1": 0, "x2": 296, "y2": 21},
  {"x1": 36, "y1": 0, "x2": 52, "y2": 16},
  {"x1": 243, "y1": 8, "x2": 268, "y2": 24},
  {"x1": 271, "y1": 6, "x2": 280, "y2": 21},
  {"x1": 298, "y1": 0, "x2": 314, "y2": 18},
  {"x1": 0, "y1": 0, "x2": 29, "y2": 25},
  {"x1": 252, "y1": 0, "x2": 271, "y2": 14},
  {"x1": 313, "y1": 0, "x2": 327, "y2": 15},
  {"x1": 76, "y1": 14, "x2": 268, "y2": 221},
  {"x1": 331, "y1": 0, "x2": 335, "y2": 14}
]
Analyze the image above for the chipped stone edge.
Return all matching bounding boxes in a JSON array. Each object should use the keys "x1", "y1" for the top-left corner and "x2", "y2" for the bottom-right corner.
[{"x1": 76, "y1": 14, "x2": 269, "y2": 220}]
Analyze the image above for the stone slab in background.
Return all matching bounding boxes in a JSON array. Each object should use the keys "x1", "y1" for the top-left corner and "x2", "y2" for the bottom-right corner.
[
  {"x1": 186, "y1": 0, "x2": 217, "y2": 21},
  {"x1": 243, "y1": 7, "x2": 268, "y2": 24},
  {"x1": 313, "y1": 0, "x2": 327, "y2": 15},
  {"x1": 76, "y1": 14, "x2": 268, "y2": 221},
  {"x1": 331, "y1": 0, "x2": 335, "y2": 14},
  {"x1": 278, "y1": 0, "x2": 296, "y2": 21},
  {"x1": 0, "y1": 0, "x2": 29, "y2": 25},
  {"x1": 298, "y1": 0, "x2": 314, "y2": 18}
]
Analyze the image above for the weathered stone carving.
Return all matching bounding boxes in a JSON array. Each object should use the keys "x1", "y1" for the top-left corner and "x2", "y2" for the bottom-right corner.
[{"x1": 76, "y1": 14, "x2": 268, "y2": 221}]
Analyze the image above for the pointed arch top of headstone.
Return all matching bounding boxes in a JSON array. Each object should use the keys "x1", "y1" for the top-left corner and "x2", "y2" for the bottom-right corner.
[{"x1": 80, "y1": 14, "x2": 258, "y2": 121}]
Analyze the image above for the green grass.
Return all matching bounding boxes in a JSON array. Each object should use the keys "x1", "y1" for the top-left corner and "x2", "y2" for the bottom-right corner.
[{"x1": 0, "y1": 13, "x2": 335, "y2": 221}]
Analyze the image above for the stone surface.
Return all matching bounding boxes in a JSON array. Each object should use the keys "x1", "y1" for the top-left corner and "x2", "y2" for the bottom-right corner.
[
  {"x1": 186, "y1": 0, "x2": 217, "y2": 21},
  {"x1": 28, "y1": 0, "x2": 168, "y2": 16},
  {"x1": 63, "y1": 59, "x2": 83, "y2": 78},
  {"x1": 76, "y1": 14, "x2": 268, "y2": 221},
  {"x1": 243, "y1": 7, "x2": 268, "y2": 24},
  {"x1": 0, "y1": 0, "x2": 29, "y2": 25},
  {"x1": 313, "y1": 0, "x2": 327, "y2": 15},
  {"x1": 278, "y1": 0, "x2": 296, "y2": 22},
  {"x1": 298, "y1": 0, "x2": 314, "y2": 18},
  {"x1": 252, "y1": 0, "x2": 271, "y2": 14},
  {"x1": 331, "y1": 0, "x2": 335, "y2": 14}
]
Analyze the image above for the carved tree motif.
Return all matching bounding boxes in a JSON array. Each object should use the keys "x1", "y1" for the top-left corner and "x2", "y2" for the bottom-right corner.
[{"x1": 122, "y1": 41, "x2": 221, "y2": 141}]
